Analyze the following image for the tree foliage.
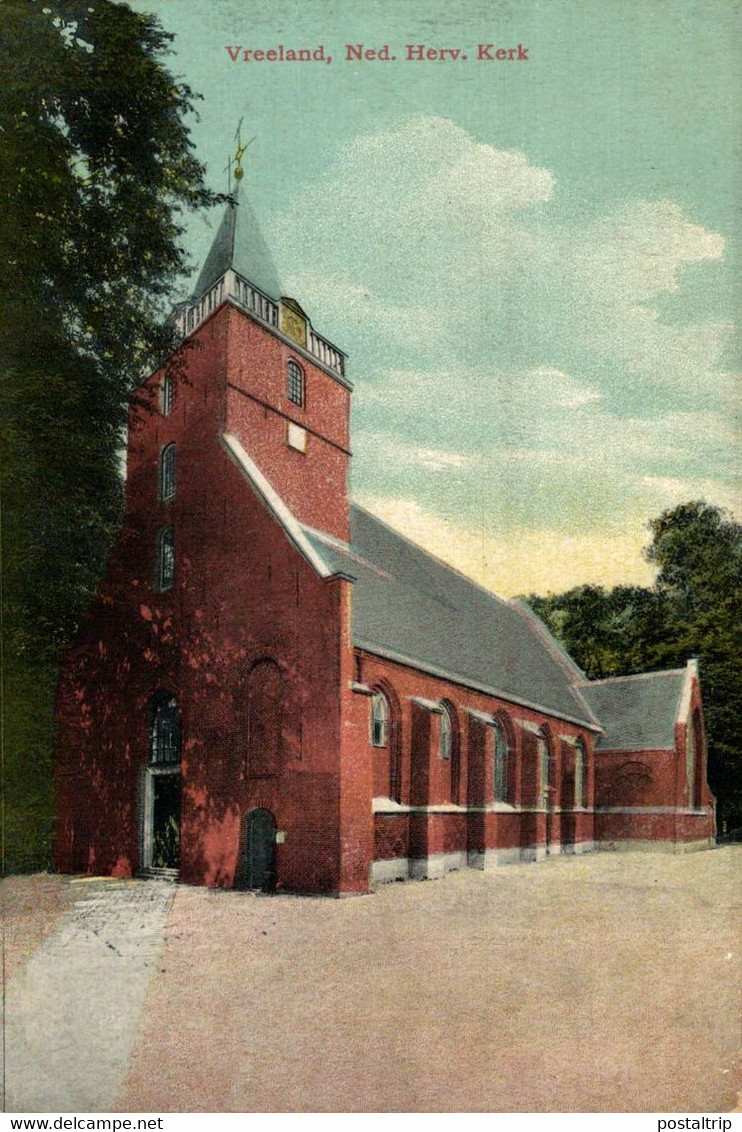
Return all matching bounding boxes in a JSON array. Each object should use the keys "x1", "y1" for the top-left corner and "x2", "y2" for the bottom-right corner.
[
  {"x1": 0, "y1": 0, "x2": 221, "y2": 870},
  {"x1": 529, "y1": 502, "x2": 742, "y2": 832}
]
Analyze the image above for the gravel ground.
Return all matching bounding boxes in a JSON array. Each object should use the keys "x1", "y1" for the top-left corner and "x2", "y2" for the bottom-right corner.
[{"x1": 117, "y1": 848, "x2": 741, "y2": 1113}]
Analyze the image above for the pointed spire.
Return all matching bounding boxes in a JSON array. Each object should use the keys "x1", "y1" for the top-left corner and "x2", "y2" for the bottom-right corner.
[
  {"x1": 193, "y1": 186, "x2": 282, "y2": 301},
  {"x1": 193, "y1": 130, "x2": 280, "y2": 302}
]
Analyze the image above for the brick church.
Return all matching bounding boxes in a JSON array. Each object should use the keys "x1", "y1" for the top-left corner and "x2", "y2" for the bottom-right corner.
[{"x1": 54, "y1": 172, "x2": 716, "y2": 894}]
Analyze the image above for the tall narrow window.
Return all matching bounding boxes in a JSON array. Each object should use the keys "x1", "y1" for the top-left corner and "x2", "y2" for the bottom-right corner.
[
  {"x1": 159, "y1": 443, "x2": 177, "y2": 503},
  {"x1": 371, "y1": 691, "x2": 389, "y2": 748},
  {"x1": 155, "y1": 527, "x2": 175, "y2": 591},
  {"x1": 574, "y1": 739, "x2": 587, "y2": 808},
  {"x1": 287, "y1": 359, "x2": 304, "y2": 407},
  {"x1": 493, "y1": 719, "x2": 509, "y2": 803},
  {"x1": 161, "y1": 374, "x2": 174, "y2": 416},
  {"x1": 538, "y1": 729, "x2": 552, "y2": 808},
  {"x1": 439, "y1": 704, "x2": 453, "y2": 760}
]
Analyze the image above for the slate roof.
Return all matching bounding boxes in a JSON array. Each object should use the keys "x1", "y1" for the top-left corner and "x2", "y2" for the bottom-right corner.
[
  {"x1": 580, "y1": 670, "x2": 686, "y2": 751},
  {"x1": 225, "y1": 434, "x2": 689, "y2": 743},
  {"x1": 302, "y1": 505, "x2": 602, "y2": 730},
  {"x1": 193, "y1": 185, "x2": 282, "y2": 301}
]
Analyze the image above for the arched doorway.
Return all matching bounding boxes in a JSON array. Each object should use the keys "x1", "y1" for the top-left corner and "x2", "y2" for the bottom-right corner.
[
  {"x1": 143, "y1": 692, "x2": 182, "y2": 872},
  {"x1": 245, "y1": 808, "x2": 277, "y2": 891}
]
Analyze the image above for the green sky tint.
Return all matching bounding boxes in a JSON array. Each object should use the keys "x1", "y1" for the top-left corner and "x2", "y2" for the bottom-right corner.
[{"x1": 129, "y1": 0, "x2": 740, "y2": 595}]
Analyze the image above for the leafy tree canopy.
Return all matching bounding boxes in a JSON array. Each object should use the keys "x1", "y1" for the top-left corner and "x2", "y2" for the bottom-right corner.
[
  {"x1": 1, "y1": 0, "x2": 222, "y2": 660},
  {"x1": 529, "y1": 502, "x2": 742, "y2": 831},
  {"x1": 0, "y1": 0, "x2": 223, "y2": 870}
]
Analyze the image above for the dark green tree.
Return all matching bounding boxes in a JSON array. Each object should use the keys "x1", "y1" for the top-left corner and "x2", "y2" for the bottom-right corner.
[
  {"x1": 647, "y1": 502, "x2": 742, "y2": 832},
  {"x1": 529, "y1": 502, "x2": 742, "y2": 832},
  {"x1": 1, "y1": 0, "x2": 222, "y2": 871}
]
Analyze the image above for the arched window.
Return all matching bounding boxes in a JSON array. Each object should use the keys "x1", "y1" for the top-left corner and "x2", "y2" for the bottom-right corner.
[
  {"x1": 149, "y1": 694, "x2": 181, "y2": 765},
  {"x1": 574, "y1": 739, "x2": 587, "y2": 808},
  {"x1": 247, "y1": 660, "x2": 283, "y2": 777},
  {"x1": 439, "y1": 704, "x2": 453, "y2": 760},
  {"x1": 493, "y1": 719, "x2": 509, "y2": 803},
  {"x1": 537, "y1": 728, "x2": 553, "y2": 808},
  {"x1": 161, "y1": 374, "x2": 174, "y2": 416},
  {"x1": 155, "y1": 527, "x2": 174, "y2": 591},
  {"x1": 371, "y1": 691, "x2": 389, "y2": 748},
  {"x1": 287, "y1": 359, "x2": 305, "y2": 407},
  {"x1": 158, "y1": 443, "x2": 177, "y2": 503}
]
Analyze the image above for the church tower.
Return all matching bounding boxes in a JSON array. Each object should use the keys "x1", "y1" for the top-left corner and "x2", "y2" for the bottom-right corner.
[
  {"x1": 171, "y1": 180, "x2": 351, "y2": 541},
  {"x1": 55, "y1": 161, "x2": 374, "y2": 896}
]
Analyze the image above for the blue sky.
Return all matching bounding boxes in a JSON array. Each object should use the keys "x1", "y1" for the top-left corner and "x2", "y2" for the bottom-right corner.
[{"x1": 130, "y1": 0, "x2": 739, "y2": 595}]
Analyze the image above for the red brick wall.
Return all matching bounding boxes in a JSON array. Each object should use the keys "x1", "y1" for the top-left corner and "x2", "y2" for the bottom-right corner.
[
  {"x1": 375, "y1": 815, "x2": 409, "y2": 860},
  {"x1": 595, "y1": 748, "x2": 676, "y2": 809},
  {"x1": 359, "y1": 651, "x2": 597, "y2": 861},
  {"x1": 223, "y1": 305, "x2": 350, "y2": 540},
  {"x1": 593, "y1": 674, "x2": 715, "y2": 846},
  {"x1": 55, "y1": 303, "x2": 365, "y2": 894}
]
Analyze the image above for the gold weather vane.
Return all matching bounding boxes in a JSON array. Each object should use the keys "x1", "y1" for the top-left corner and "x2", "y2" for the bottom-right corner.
[{"x1": 232, "y1": 117, "x2": 255, "y2": 185}]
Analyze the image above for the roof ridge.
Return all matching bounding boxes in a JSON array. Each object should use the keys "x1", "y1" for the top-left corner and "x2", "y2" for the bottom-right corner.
[
  {"x1": 511, "y1": 601, "x2": 601, "y2": 729},
  {"x1": 579, "y1": 667, "x2": 686, "y2": 688},
  {"x1": 300, "y1": 523, "x2": 350, "y2": 552},
  {"x1": 349, "y1": 501, "x2": 512, "y2": 609},
  {"x1": 512, "y1": 599, "x2": 588, "y2": 682}
]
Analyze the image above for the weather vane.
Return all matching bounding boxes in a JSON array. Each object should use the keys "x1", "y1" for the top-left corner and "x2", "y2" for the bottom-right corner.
[{"x1": 225, "y1": 117, "x2": 255, "y2": 190}]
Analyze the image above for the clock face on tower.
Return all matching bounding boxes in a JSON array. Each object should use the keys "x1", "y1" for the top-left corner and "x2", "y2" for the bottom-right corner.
[{"x1": 279, "y1": 297, "x2": 308, "y2": 349}]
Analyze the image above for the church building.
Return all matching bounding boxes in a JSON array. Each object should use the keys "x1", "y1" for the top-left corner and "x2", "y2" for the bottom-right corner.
[{"x1": 54, "y1": 173, "x2": 716, "y2": 895}]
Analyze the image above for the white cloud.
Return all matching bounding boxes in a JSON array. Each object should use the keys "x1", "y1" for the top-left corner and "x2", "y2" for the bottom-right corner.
[
  {"x1": 576, "y1": 200, "x2": 725, "y2": 302},
  {"x1": 268, "y1": 116, "x2": 735, "y2": 589},
  {"x1": 284, "y1": 272, "x2": 461, "y2": 350},
  {"x1": 354, "y1": 431, "x2": 479, "y2": 472},
  {"x1": 271, "y1": 115, "x2": 554, "y2": 303}
]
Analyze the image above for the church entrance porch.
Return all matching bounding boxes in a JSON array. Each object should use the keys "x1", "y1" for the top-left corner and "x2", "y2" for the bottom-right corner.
[
  {"x1": 151, "y1": 774, "x2": 181, "y2": 869},
  {"x1": 140, "y1": 692, "x2": 182, "y2": 877},
  {"x1": 141, "y1": 767, "x2": 181, "y2": 874}
]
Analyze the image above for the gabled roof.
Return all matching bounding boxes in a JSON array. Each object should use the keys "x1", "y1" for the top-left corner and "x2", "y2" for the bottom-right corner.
[
  {"x1": 303, "y1": 505, "x2": 602, "y2": 730},
  {"x1": 579, "y1": 669, "x2": 687, "y2": 750},
  {"x1": 222, "y1": 443, "x2": 690, "y2": 740},
  {"x1": 194, "y1": 185, "x2": 282, "y2": 301}
]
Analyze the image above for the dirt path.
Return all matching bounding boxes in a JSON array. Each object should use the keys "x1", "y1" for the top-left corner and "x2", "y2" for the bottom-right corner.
[
  {"x1": 4, "y1": 878, "x2": 174, "y2": 1112},
  {"x1": 118, "y1": 848, "x2": 741, "y2": 1113},
  {"x1": 1, "y1": 874, "x2": 75, "y2": 983}
]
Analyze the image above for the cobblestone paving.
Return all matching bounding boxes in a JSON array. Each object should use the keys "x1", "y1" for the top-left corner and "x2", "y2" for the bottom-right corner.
[{"x1": 4, "y1": 878, "x2": 174, "y2": 1113}]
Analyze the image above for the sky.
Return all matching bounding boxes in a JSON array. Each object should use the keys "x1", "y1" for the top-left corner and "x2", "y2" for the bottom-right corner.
[{"x1": 129, "y1": 0, "x2": 740, "y2": 596}]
